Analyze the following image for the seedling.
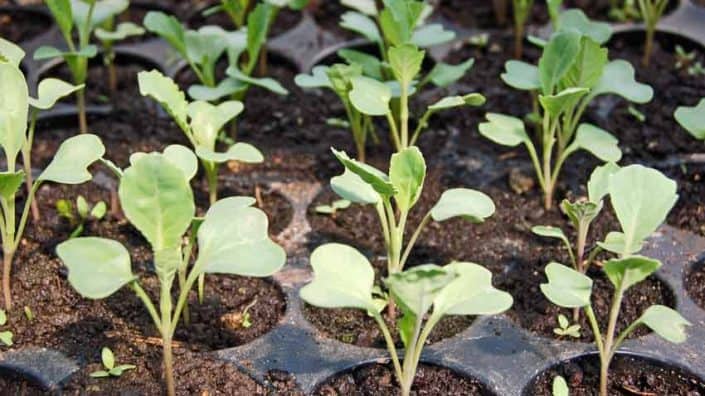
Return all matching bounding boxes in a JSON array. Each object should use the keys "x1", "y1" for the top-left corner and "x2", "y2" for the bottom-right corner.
[
  {"x1": 138, "y1": 70, "x2": 264, "y2": 204},
  {"x1": 675, "y1": 99, "x2": 705, "y2": 140},
  {"x1": 607, "y1": 0, "x2": 640, "y2": 21},
  {"x1": 0, "y1": 310, "x2": 12, "y2": 346},
  {"x1": 56, "y1": 195, "x2": 108, "y2": 238},
  {"x1": 512, "y1": 0, "x2": 534, "y2": 58},
  {"x1": 301, "y1": 244, "x2": 512, "y2": 396},
  {"x1": 540, "y1": 165, "x2": 687, "y2": 396},
  {"x1": 637, "y1": 0, "x2": 668, "y2": 66},
  {"x1": 552, "y1": 376, "x2": 569, "y2": 396},
  {"x1": 36, "y1": 0, "x2": 130, "y2": 133},
  {"x1": 314, "y1": 199, "x2": 351, "y2": 217},
  {"x1": 57, "y1": 146, "x2": 286, "y2": 396},
  {"x1": 480, "y1": 30, "x2": 653, "y2": 209},
  {"x1": 627, "y1": 104, "x2": 646, "y2": 122},
  {"x1": 0, "y1": 42, "x2": 104, "y2": 309},
  {"x1": 23, "y1": 306, "x2": 33, "y2": 322},
  {"x1": 297, "y1": 0, "x2": 481, "y2": 161},
  {"x1": 90, "y1": 347, "x2": 135, "y2": 378},
  {"x1": 553, "y1": 314, "x2": 580, "y2": 338},
  {"x1": 95, "y1": 20, "x2": 145, "y2": 93}
]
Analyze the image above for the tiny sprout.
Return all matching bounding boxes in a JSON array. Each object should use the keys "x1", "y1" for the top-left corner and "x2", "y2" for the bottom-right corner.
[
  {"x1": 627, "y1": 105, "x2": 646, "y2": 122},
  {"x1": 689, "y1": 62, "x2": 705, "y2": 77},
  {"x1": 675, "y1": 45, "x2": 696, "y2": 70},
  {"x1": 57, "y1": 195, "x2": 108, "y2": 238},
  {"x1": 0, "y1": 310, "x2": 13, "y2": 346},
  {"x1": 467, "y1": 33, "x2": 489, "y2": 48},
  {"x1": 90, "y1": 347, "x2": 136, "y2": 378},
  {"x1": 553, "y1": 314, "x2": 581, "y2": 338},
  {"x1": 512, "y1": 0, "x2": 534, "y2": 58},
  {"x1": 23, "y1": 306, "x2": 33, "y2": 322},
  {"x1": 314, "y1": 199, "x2": 351, "y2": 216},
  {"x1": 241, "y1": 299, "x2": 257, "y2": 329},
  {"x1": 552, "y1": 375, "x2": 569, "y2": 396}
]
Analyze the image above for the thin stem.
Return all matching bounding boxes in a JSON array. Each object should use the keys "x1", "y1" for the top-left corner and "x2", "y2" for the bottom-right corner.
[
  {"x1": 197, "y1": 273, "x2": 205, "y2": 303},
  {"x1": 205, "y1": 162, "x2": 218, "y2": 205},
  {"x1": 2, "y1": 247, "x2": 14, "y2": 310},
  {"x1": 77, "y1": 90, "x2": 88, "y2": 134},
  {"x1": 409, "y1": 109, "x2": 433, "y2": 147},
  {"x1": 23, "y1": 111, "x2": 39, "y2": 222},
  {"x1": 386, "y1": 112, "x2": 402, "y2": 151},
  {"x1": 399, "y1": 85, "x2": 409, "y2": 148},
  {"x1": 375, "y1": 201, "x2": 392, "y2": 254},
  {"x1": 584, "y1": 305, "x2": 605, "y2": 357},
  {"x1": 400, "y1": 313, "x2": 424, "y2": 396},
  {"x1": 13, "y1": 182, "x2": 40, "y2": 253},
  {"x1": 399, "y1": 212, "x2": 432, "y2": 269},
  {"x1": 130, "y1": 281, "x2": 162, "y2": 329},
  {"x1": 372, "y1": 313, "x2": 403, "y2": 385},
  {"x1": 159, "y1": 272, "x2": 176, "y2": 396}
]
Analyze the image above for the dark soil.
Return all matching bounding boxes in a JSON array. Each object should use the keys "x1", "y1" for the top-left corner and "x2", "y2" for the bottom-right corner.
[
  {"x1": 664, "y1": 162, "x2": 705, "y2": 236},
  {"x1": 685, "y1": 259, "x2": 705, "y2": 311},
  {"x1": 43, "y1": 56, "x2": 158, "y2": 109},
  {"x1": 562, "y1": 0, "x2": 678, "y2": 21},
  {"x1": 315, "y1": 363, "x2": 494, "y2": 396},
  {"x1": 187, "y1": 2, "x2": 302, "y2": 37},
  {"x1": 0, "y1": 8, "x2": 52, "y2": 44},
  {"x1": 433, "y1": 0, "x2": 549, "y2": 30},
  {"x1": 0, "y1": 373, "x2": 47, "y2": 396},
  {"x1": 694, "y1": 0, "x2": 705, "y2": 7},
  {"x1": 310, "y1": 0, "x2": 356, "y2": 40},
  {"x1": 527, "y1": 354, "x2": 705, "y2": 395}
]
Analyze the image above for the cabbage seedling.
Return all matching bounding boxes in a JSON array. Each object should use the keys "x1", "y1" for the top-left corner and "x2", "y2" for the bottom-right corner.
[
  {"x1": 314, "y1": 199, "x2": 351, "y2": 217},
  {"x1": 138, "y1": 70, "x2": 264, "y2": 204},
  {"x1": 90, "y1": 347, "x2": 136, "y2": 378},
  {"x1": 540, "y1": 165, "x2": 685, "y2": 396},
  {"x1": 95, "y1": 19, "x2": 145, "y2": 93},
  {"x1": 480, "y1": 30, "x2": 653, "y2": 209},
  {"x1": 637, "y1": 0, "x2": 668, "y2": 66},
  {"x1": 301, "y1": 243, "x2": 512, "y2": 396},
  {"x1": 329, "y1": 147, "x2": 495, "y2": 277},
  {"x1": 0, "y1": 46, "x2": 104, "y2": 309},
  {"x1": 56, "y1": 195, "x2": 108, "y2": 238},
  {"x1": 35, "y1": 0, "x2": 129, "y2": 133},
  {"x1": 675, "y1": 98, "x2": 705, "y2": 140},
  {"x1": 57, "y1": 146, "x2": 286, "y2": 396},
  {"x1": 512, "y1": 0, "x2": 534, "y2": 58},
  {"x1": 553, "y1": 314, "x2": 580, "y2": 338}
]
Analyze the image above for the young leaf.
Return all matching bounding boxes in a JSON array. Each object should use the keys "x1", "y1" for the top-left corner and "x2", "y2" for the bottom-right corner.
[
  {"x1": 349, "y1": 76, "x2": 392, "y2": 116},
  {"x1": 0, "y1": 331, "x2": 13, "y2": 346},
  {"x1": 196, "y1": 143, "x2": 264, "y2": 164},
  {"x1": 143, "y1": 11, "x2": 186, "y2": 56},
  {"x1": 389, "y1": 147, "x2": 426, "y2": 212},
  {"x1": 478, "y1": 113, "x2": 530, "y2": 147},
  {"x1": 426, "y1": 58, "x2": 475, "y2": 88},
  {"x1": 385, "y1": 264, "x2": 456, "y2": 317},
  {"x1": 77, "y1": 195, "x2": 89, "y2": 219},
  {"x1": 340, "y1": 11, "x2": 381, "y2": 43},
  {"x1": 635, "y1": 305, "x2": 690, "y2": 343},
  {"x1": 427, "y1": 94, "x2": 485, "y2": 111},
  {"x1": 586, "y1": 162, "x2": 620, "y2": 203},
  {"x1": 33, "y1": 45, "x2": 98, "y2": 61},
  {"x1": 0, "y1": 172, "x2": 25, "y2": 202},
  {"x1": 675, "y1": 99, "x2": 705, "y2": 140},
  {"x1": 95, "y1": 22, "x2": 145, "y2": 42},
  {"x1": 0, "y1": 63, "x2": 28, "y2": 163},
  {"x1": 246, "y1": 2, "x2": 273, "y2": 61},
  {"x1": 410, "y1": 24, "x2": 455, "y2": 47},
  {"x1": 331, "y1": 169, "x2": 381, "y2": 204},
  {"x1": 0, "y1": 310, "x2": 6, "y2": 326},
  {"x1": 563, "y1": 37, "x2": 608, "y2": 89},
  {"x1": 0, "y1": 38, "x2": 25, "y2": 66},
  {"x1": 90, "y1": 370, "x2": 111, "y2": 378},
  {"x1": 109, "y1": 364, "x2": 136, "y2": 376},
  {"x1": 591, "y1": 60, "x2": 654, "y2": 103},
  {"x1": 338, "y1": 49, "x2": 384, "y2": 80},
  {"x1": 56, "y1": 237, "x2": 135, "y2": 299},
  {"x1": 101, "y1": 347, "x2": 115, "y2": 370},
  {"x1": 557, "y1": 9, "x2": 612, "y2": 44},
  {"x1": 552, "y1": 376, "x2": 569, "y2": 396},
  {"x1": 71, "y1": 0, "x2": 128, "y2": 30},
  {"x1": 294, "y1": 66, "x2": 332, "y2": 89},
  {"x1": 91, "y1": 201, "x2": 107, "y2": 220},
  {"x1": 432, "y1": 262, "x2": 513, "y2": 317},
  {"x1": 603, "y1": 256, "x2": 661, "y2": 291},
  {"x1": 538, "y1": 31, "x2": 582, "y2": 94},
  {"x1": 46, "y1": 0, "x2": 74, "y2": 38},
  {"x1": 430, "y1": 188, "x2": 495, "y2": 223},
  {"x1": 342, "y1": 0, "x2": 377, "y2": 15},
  {"x1": 388, "y1": 44, "x2": 424, "y2": 88},
  {"x1": 28, "y1": 79, "x2": 83, "y2": 110},
  {"x1": 569, "y1": 123, "x2": 622, "y2": 163},
  {"x1": 532, "y1": 225, "x2": 571, "y2": 247},
  {"x1": 300, "y1": 243, "x2": 382, "y2": 312},
  {"x1": 540, "y1": 262, "x2": 593, "y2": 308},
  {"x1": 188, "y1": 79, "x2": 245, "y2": 102},
  {"x1": 227, "y1": 68, "x2": 289, "y2": 95},
  {"x1": 332, "y1": 148, "x2": 395, "y2": 196},
  {"x1": 539, "y1": 87, "x2": 590, "y2": 118},
  {"x1": 138, "y1": 70, "x2": 189, "y2": 132},
  {"x1": 501, "y1": 60, "x2": 540, "y2": 91},
  {"x1": 195, "y1": 197, "x2": 285, "y2": 277},
  {"x1": 38, "y1": 134, "x2": 105, "y2": 184}
]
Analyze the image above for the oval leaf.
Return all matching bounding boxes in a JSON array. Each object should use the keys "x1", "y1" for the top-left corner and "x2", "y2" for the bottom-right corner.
[
  {"x1": 29, "y1": 78, "x2": 83, "y2": 110},
  {"x1": 430, "y1": 188, "x2": 495, "y2": 222},
  {"x1": 636, "y1": 305, "x2": 690, "y2": 344},
  {"x1": 540, "y1": 262, "x2": 593, "y2": 308},
  {"x1": 389, "y1": 146, "x2": 426, "y2": 212},
  {"x1": 433, "y1": 262, "x2": 513, "y2": 317},
  {"x1": 478, "y1": 113, "x2": 529, "y2": 147},
  {"x1": 572, "y1": 123, "x2": 622, "y2": 162},
  {"x1": 349, "y1": 76, "x2": 392, "y2": 116},
  {"x1": 603, "y1": 255, "x2": 661, "y2": 291},
  {"x1": 38, "y1": 134, "x2": 105, "y2": 184}
]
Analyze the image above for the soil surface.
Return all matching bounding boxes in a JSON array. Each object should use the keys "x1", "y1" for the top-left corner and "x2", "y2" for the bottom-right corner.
[
  {"x1": 433, "y1": 0, "x2": 549, "y2": 30},
  {"x1": 0, "y1": 8, "x2": 52, "y2": 44},
  {"x1": 315, "y1": 363, "x2": 494, "y2": 396},
  {"x1": 187, "y1": 2, "x2": 302, "y2": 37},
  {"x1": 527, "y1": 354, "x2": 705, "y2": 395},
  {"x1": 310, "y1": 1, "x2": 356, "y2": 40},
  {"x1": 685, "y1": 259, "x2": 705, "y2": 311}
]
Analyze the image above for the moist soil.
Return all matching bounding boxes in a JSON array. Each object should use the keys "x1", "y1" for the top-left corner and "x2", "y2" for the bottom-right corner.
[
  {"x1": 315, "y1": 363, "x2": 494, "y2": 396},
  {"x1": 311, "y1": 1, "x2": 356, "y2": 40},
  {"x1": 433, "y1": 0, "x2": 549, "y2": 30},
  {"x1": 0, "y1": 8, "x2": 52, "y2": 44},
  {"x1": 0, "y1": 180, "x2": 288, "y2": 393},
  {"x1": 187, "y1": 3, "x2": 302, "y2": 37},
  {"x1": 527, "y1": 354, "x2": 705, "y2": 395},
  {"x1": 561, "y1": 0, "x2": 678, "y2": 21},
  {"x1": 685, "y1": 258, "x2": 705, "y2": 311}
]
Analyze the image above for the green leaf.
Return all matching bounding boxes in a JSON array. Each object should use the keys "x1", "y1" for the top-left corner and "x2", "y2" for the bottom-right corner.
[
  {"x1": 101, "y1": 347, "x2": 115, "y2": 370},
  {"x1": 71, "y1": 0, "x2": 128, "y2": 30},
  {"x1": 332, "y1": 148, "x2": 395, "y2": 196},
  {"x1": 56, "y1": 237, "x2": 135, "y2": 299},
  {"x1": 411, "y1": 23, "x2": 455, "y2": 47},
  {"x1": 341, "y1": 0, "x2": 377, "y2": 15},
  {"x1": 427, "y1": 94, "x2": 485, "y2": 111},
  {"x1": 603, "y1": 256, "x2": 661, "y2": 291},
  {"x1": 607, "y1": 165, "x2": 678, "y2": 254},
  {"x1": 29, "y1": 78, "x2": 83, "y2": 110},
  {"x1": 130, "y1": 145, "x2": 199, "y2": 182},
  {"x1": 38, "y1": 134, "x2": 105, "y2": 184},
  {"x1": 0, "y1": 310, "x2": 6, "y2": 326},
  {"x1": 587, "y1": 162, "x2": 620, "y2": 203},
  {"x1": 538, "y1": 31, "x2": 582, "y2": 94},
  {"x1": 478, "y1": 113, "x2": 530, "y2": 147},
  {"x1": 246, "y1": 2, "x2": 273, "y2": 62},
  {"x1": 46, "y1": 0, "x2": 74, "y2": 38},
  {"x1": 196, "y1": 143, "x2": 264, "y2": 164},
  {"x1": 295, "y1": 66, "x2": 332, "y2": 89},
  {"x1": 501, "y1": 60, "x2": 540, "y2": 90},
  {"x1": 426, "y1": 58, "x2": 474, "y2": 88},
  {"x1": 331, "y1": 169, "x2": 381, "y2": 204},
  {"x1": 597, "y1": 231, "x2": 642, "y2": 255},
  {"x1": 77, "y1": 195, "x2": 89, "y2": 218},
  {"x1": 349, "y1": 76, "x2": 392, "y2": 116},
  {"x1": 378, "y1": 0, "x2": 425, "y2": 46},
  {"x1": 143, "y1": 11, "x2": 186, "y2": 56},
  {"x1": 0, "y1": 331, "x2": 13, "y2": 346},
  {"x1": 592, "y1": 60, "x2": 653, "y2": 103},
  {"x1": 95, "y1": 22, "x2": 145, "y2": 42},
  {"x1": 561, "y1": 200, "x2": 602, "y2": 231},
  {"x1": 557, "y1": 9, "x2": 612, "y2": 44},
  {"x1": 675, "y1": 99, "x2": 705, "y2": 140},
  {"x1": 385, "y1": 264, "x2": 456, "y2": 317},
  {"x1": 89, "y1": 370, "x2": 111, "y2": 378},
  {"x1": 327, "y1": 63, "x2": 363, "y2": 96},
  {"x1": 109, "y1": 364, "x2": 136, "y2": 376},
  {"x1": 0, "y1": 171, "x2": 25, "y2": 201},
  {"x1": 338, "y1": 49, "x2": 383, "y2": 80},
  {"x1": 635, "y1": 305, "x2": 690, "y2": 344},
  {"x1": 300, "y1": 243, "x2": 381, "y2": 312},
  {"x1": 91, "y1": 201, "x2": 107, "y2": 219},
  {"x1": 0, "y1": 38, "x2": 25, "y2": 67},
  {"x1": 388, "y1": 44, "x2": 424, "y2": 88},
  {"x1": 138, "y1": 70, "x2": 189, "y2": 132},
  {"x1": 185, "y1": 29, "x2": 227, "y2": 73},
  {"x1": 570, "y1": 123, "x2": 622, "y2": 162},
  {"x1": 196, "y1": 197, "x2": 285, "y2": 276},
  {"x1": 188, "y1": 78, "x2": 245, "y2": 102},
  {"x1": 432, "y1": 262, "x2": 512, "y2": 317},
  {"x1": 563, "y1": 37, "x2": 608, "y2": 89},
  {"x1": 188, "y1": 100, "x2": 244, "y2": 149},
  {"x1": 540, "y1": 262, "x2": 593, "y2": 308},
  {"x1": 552, "y1": 376, "x2": 569, "y2": 396},
  {"x1": 397, "y1": 309, "x2": 416, "y2": 348},
  {"x1": 430, "y1": 188, "x2": 495, "y2": 222},
  {"x1": 340, "y1": 11, "x2": 381, "y2": 43},
  {"x1": 119, "y1": 153, "x2": 195, "y2": 250},
  {"x1": 33, "y1": 45, "x2": 97, "y2": 60},
  {"x1": 539, "y1": 87, "x2": 589, "y2": 118},
  {"x1": 532, "y1": 225, "x2": 570, "y2": 247},
  {"x1": 0, "y1": 63, "x2": 28, "y2": 163},
  {"x1": 226, "y1": 67, "x2": 288, "y2": 95},
  {"x1": 389, "y1": 147, "x2": 426, "y2": 213}
]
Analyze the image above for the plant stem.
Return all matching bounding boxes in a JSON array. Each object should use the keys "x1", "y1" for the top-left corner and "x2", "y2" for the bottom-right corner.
[
  {"x1": 160, "y1": 281, "x2": 176, "y2": 396},
  {"x1": 400, "y1": 86, "x2": 409, "y2": 149},
  {"x1": 372, "y1": 314, "x2": 403, "y2": 388},
  {"x1": 2, "y1": 247, "x2": 14, "y2": 310},
  {"x1": 643, "y1": 25, "x2": 655, "y2": 67},
  {"x1": 386, "y1": 112, "x2": 402, "y2": 151},
  {"x1": 77, "y1": 90, "x2": 88, "y2": 134},
  {"x1": 23, "y1": 112, "x2": 39, "y2": 221},
  {"x1": 205, "y1": 163, "x2": 218, "y2": 205}
]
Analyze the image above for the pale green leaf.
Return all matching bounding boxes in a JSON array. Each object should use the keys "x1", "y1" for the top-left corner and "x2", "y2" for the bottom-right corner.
[
  {"x1": 0, "y1": 63, "x2": 28, "y2": 163},
  {"x1": 592, "y1": 60, "x2": 653, "y2": 103},
  {"x1": 195, "y1": 142, "x2": 264, "y2": 164},
  {"x1": 411, "y1": 24, "x2": 455, "y2": 47},
  {"x1": 385, "y1": 264, "x2": 456, "y2": 317},
  {"x1": 538, "y1": 31, "x2": 582, "y2": 94},
  {"x1": 295, "y1": 66, "x2": 332, "y2": 89},
  {"x1": 426, "y1": 58, "x2": 475, "y2": 88},
  {"x1": 29, "y1": 78, "x2": 83, "y2": 110},
  {"x1": 433, "y1": 262, "x2": 513, "y2": 317},
  {"x1": 571, "y1": 123, "x2": 622, "y2": 162},
  {"x1": 0, "y1": 171, "x2": 25, "y2": 201},
  {"x1": 587, "y1": 162, "x2": 620, "y2": 203},
  {"x1": 0, "y1": 38, "x2": 25, "y2": 66},
  {"x1": 226, "y1": 67, "x2": 288, "y2": 95},
  {"x1": 101, "y1": 347, "x2": 115, "y2": 370},
  {"x1": 603, "y1": 255, "x2": 661, "y2": 290},
  {"x1": 675, "y1": 99, "x2": 705, "y2": 140},
  {"x1": 349, "y1": 76, "x2": 392, "y2": 116},
  {"x1": 38, "y1": 134, "x2": 105, "y2": 184},
  {"x1": 539, "y1": 87, "x2": 589, "y2": 118},
  {"x1": 636, "y1": 305, "x2": 690, "y2": 344},
  {"x1": 501, "y1": 60, "x2": 540, "y2": 91},
  {"x1": 388, "y1": 44, "x2": 424, "y2": 87},
  {"x1": 143, "y1": 11, "x2": 186, "y2": 56},
  {"x1": 340, "y1": 11, "x2": 381, "y2": 43},
  {"x1": 331, "y1": 169, "x2": 381, "y2": 204},
  {"x1": 430, "y1": 188, "x2": 495, "y2": 222},
  {"x1": 138, "y1": 70, "x2": 189, "y2": 132},
  {"x1": 332, "y1": 148, "x2": 395, "y2": 196},
  {"x1": 478, "y1": 113, "x2": 530, "y2": 147},
  {"x1": 95, "y1": 22, "x2": 145, "y2": 42},
  {"x1": 389, "y1": 146, "x2": 426, "y2": 212},
  {"x1": 540, "y1": 262, "x2": 593, "y2": 308}
]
